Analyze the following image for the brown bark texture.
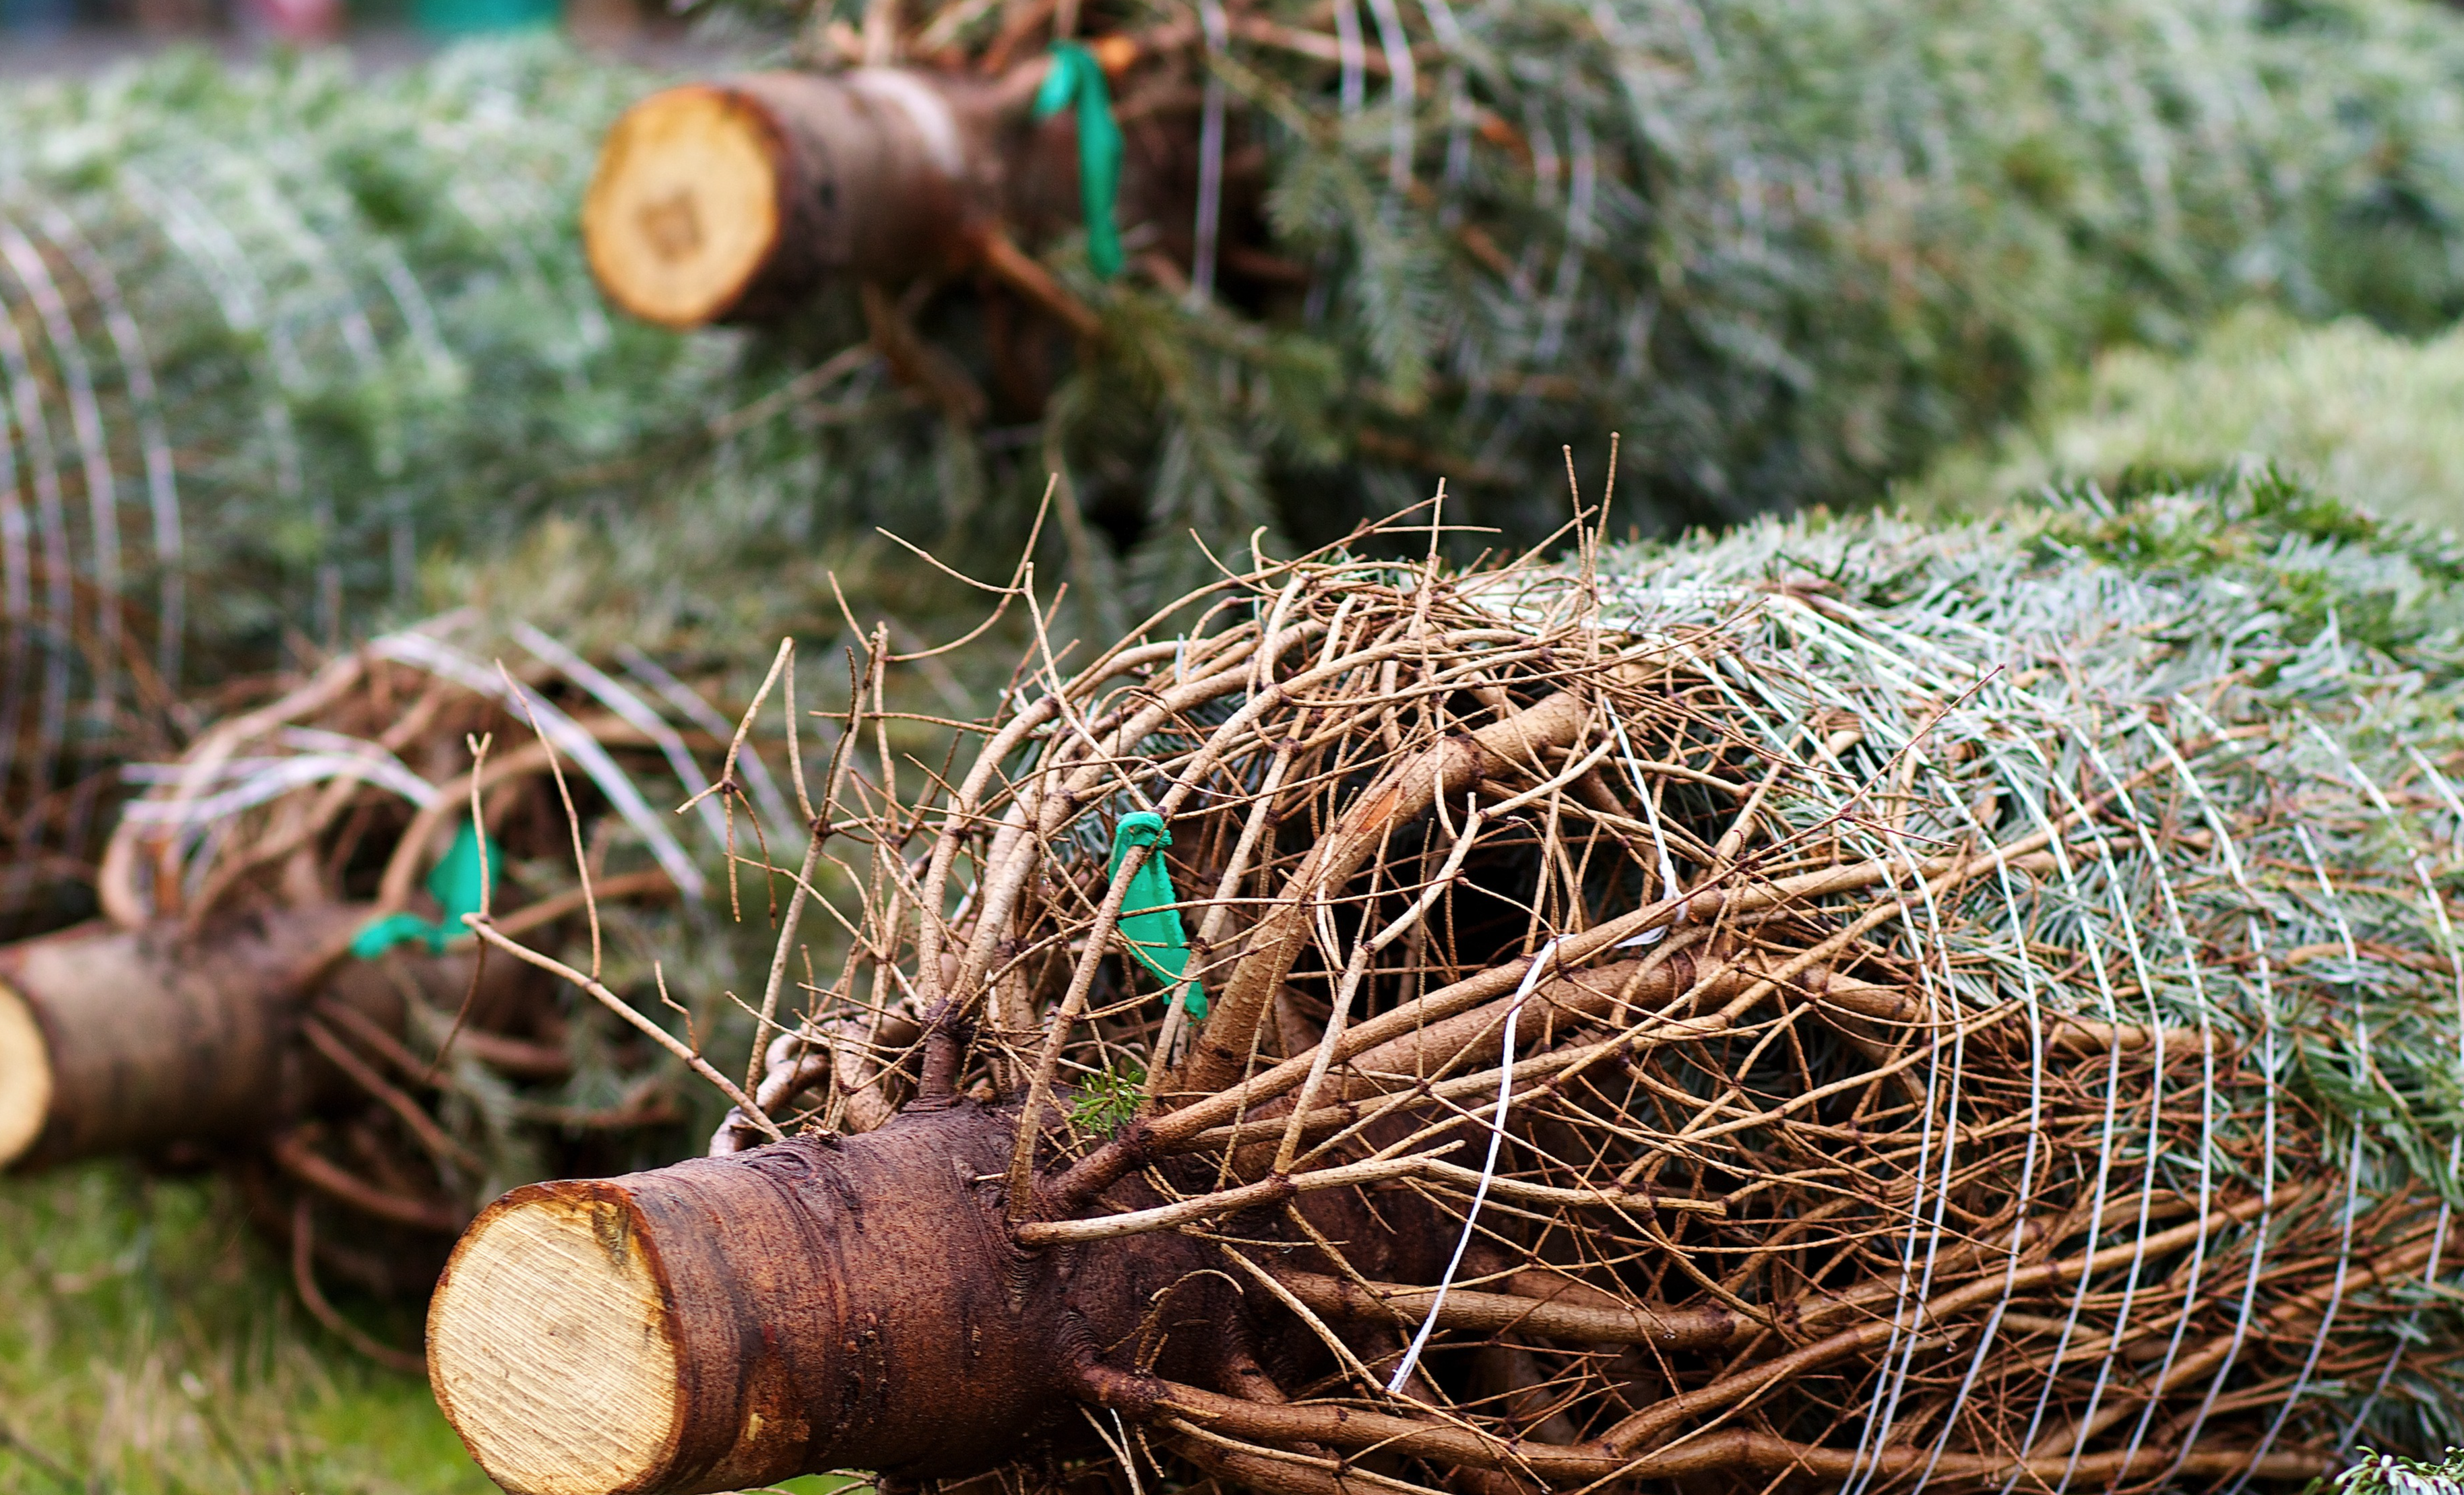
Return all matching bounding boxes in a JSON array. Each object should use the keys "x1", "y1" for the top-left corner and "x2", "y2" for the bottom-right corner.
[
  {"x1": 0, "y1": 905, "x2": 360, "y2": 1168},
  {"x1": 438, "y1": 1106, "x2": 1225, "y2": 1493}
]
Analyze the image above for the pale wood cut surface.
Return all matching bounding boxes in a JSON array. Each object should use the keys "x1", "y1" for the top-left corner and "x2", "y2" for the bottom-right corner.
[
  {"x1": 428, "y1": 1195, "x2": 681, "y2": 1495},
  {"x1": 0, "y1": 979, "x2": 49, "y2": 1168},
  {"x1": 583, "y1": 87, "x2": 782, "y2": 328}
]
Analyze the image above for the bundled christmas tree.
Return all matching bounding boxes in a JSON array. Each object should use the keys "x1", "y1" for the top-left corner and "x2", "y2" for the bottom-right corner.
[
  {"x1": 0, "y1": 612, "x2": 807, "y2": 1363},
  {"x1": 17, "y1": 5, "x2": 2464, "y2": 920},
  {"x1": 0, "y1": 43, "x2": 804, "y2": 926},
  {"x1": 427, "y1": 473, "x2": 2464, "y2": 1492},
  {"x1": 0, "y1": 43, "x2": 743, "y2": 658},
  {"x1": 584, "y1": 0, "x2": 2464, "y2": 601}
]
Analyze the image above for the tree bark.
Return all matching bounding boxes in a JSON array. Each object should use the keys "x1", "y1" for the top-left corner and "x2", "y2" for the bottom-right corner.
[
  {"x1": 0, "y1": 904, "x2": 363, "y2": 1170},
  {"x1": 424, "y1": 1093, "x2": 2340, "y2": 1495},
  {"x1": 429, "y1": 1103, "x2": 1252, "y2": 1495}
]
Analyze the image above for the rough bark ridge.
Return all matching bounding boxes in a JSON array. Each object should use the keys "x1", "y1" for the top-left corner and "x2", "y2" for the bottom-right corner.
[
  {"x1": 434, "y1": 1104, "x2": 1276, "y2": 1495},
  {"x1": 429, "y1": 532, "x2": 2464, "y2": 1492}
]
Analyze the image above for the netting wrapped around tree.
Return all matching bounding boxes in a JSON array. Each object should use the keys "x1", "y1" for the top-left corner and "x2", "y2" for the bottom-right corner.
[
  {"x1": 0, "y1": 43, "x2": 818, "y2": 925},
  {"x1": 428, "y1": 479, "x2": 2464, "y2": 1494},
  {"x1": 0, "y1": 614, "x2": 796, "y2": 1364},
  {"x1": 0, "y1": 43, "x2": 739, "y2": 666},
  {"x1": 18, "y1": 4, "x2": 2464, "y2": 779}
]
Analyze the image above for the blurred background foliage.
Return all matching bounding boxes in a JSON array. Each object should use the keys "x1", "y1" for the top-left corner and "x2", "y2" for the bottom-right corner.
[
  {"x1": 1903, "y1": 305, "x2": 2464, "y2": 528},
  {"x1": 20, "y1": 0, "x2": 2464, "y2": 670},
  {"x1": 0, "y1": 43, "x2": 724, "y2": 676},
  {"x1": 567, "y1": 0, "x2": 2464, "y2": 600}
]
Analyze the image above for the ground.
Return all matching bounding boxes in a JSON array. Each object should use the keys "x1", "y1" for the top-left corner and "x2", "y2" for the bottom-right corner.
[
  {"x1": 0, "y1": 1164, "x2": 488, "y2": 1495},
  {"x1": 0, "y1": 1159, "x2": 862, "y2": 1492}
]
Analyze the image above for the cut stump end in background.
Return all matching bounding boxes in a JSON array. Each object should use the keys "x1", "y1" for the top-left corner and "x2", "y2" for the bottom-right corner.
[
  {"x1": 427, "y1": 1189, "x2": 681, "y2": 1495},
  {"x1": 0, "y1": 908, "x2": 363, "y2": 1170},
  {"x1": 0, "y1": 979, "x2": 50, "y2": 1168},
  {"x1": 583, "y1": 85, "x2": 786, "y2": 329},
  {"x1": 584, "y1": 71, "x2": 996, "y2": 329}
]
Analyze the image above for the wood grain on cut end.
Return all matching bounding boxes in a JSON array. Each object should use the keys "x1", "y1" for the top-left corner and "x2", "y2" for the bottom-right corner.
[
  {"x1": 428, "y1": 1192, "x2": 681, "y2": 1495},
  {"x1": 583, "y1": 86, "x2": 783, "y2": 328},
  {"x1": 0, "y1": 978, "x2": 51, "y2": 1168}
]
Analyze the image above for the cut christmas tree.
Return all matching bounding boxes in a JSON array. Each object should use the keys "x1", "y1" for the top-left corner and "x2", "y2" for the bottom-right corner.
[
  {"x1": 429, "y1": 475, "x2": 2464, "y2": 1490},
  {"x1": 17, "y1": 4, "x2": 2464, "y2": 857},
  {"x1": 0, "y1": 615, "x2": 790, "y2": 1365},
  {"x1": 579, "y1": 0, "x2": 2464, "y2": 588}
]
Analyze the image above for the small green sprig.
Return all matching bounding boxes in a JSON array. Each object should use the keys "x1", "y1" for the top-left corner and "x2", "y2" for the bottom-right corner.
[{"x1": 1069, "y1": 1064, "x2": 1146, "y2": 1138}]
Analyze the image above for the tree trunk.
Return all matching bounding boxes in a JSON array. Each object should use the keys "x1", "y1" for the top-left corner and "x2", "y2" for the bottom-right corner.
[
  {"x1": 581, "y1": 53, "x2": 1190, "y2": 328},
  {"x1": 435, "y1": 1105, "x2": 1172, "y2": 1494},
  {"x1": 427, "y1": 1100, "x2": 1449, "y2": 1495},
  {"x1": 0, "y1": 905, "x2": 364, "y2": 1169},
  {"x1": 426, "y1": 1084, "x2": 2345, "y2": 1495}
]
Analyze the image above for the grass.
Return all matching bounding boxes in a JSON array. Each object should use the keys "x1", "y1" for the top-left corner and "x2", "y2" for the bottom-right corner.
[
  {"x1": 0, "y1": 1163, "x2": 488, "y2": 1495},
  {"x1": 0, "y1": 1163, "x2": 875, "y2": 1494}
]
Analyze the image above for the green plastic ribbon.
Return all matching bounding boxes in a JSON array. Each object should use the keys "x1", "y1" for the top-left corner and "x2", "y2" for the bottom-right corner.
[
  {"x1": 1106, "y1": 810, "x2": 1204, "y2": 1018},
  {"x1": 351, "y1": 822, "x2": 497, "y2": 959},
  {"x1": 1032, "y1": 40, "x2": 1125, "y2": 280}
]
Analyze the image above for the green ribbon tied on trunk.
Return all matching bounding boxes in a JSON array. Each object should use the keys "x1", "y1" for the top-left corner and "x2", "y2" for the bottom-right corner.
[
  {"x1": 350, "y1": 821, "x2": 497, "y2": 959},
  {"x1": 1032, "y1": 40, "x2": 1125, "y2": 280},
  {"x1": 1105, "y1": 811, "x2": 1205, "y2": 1018}
]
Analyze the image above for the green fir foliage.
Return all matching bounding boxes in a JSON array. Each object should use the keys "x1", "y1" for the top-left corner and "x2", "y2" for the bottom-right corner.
[
  {"x1": 20, "y1": 5, "x2": 2464, "y2": 662},
  {"x1": 760, "y1": 0, "x2": 2464, "y2": 579},
  {"x1": 1068, "y1": 1062, "x2": 1148, "y2": 1136},
  {"x1": 0, "y1": 41, "x2": 737, "y2": 679}
]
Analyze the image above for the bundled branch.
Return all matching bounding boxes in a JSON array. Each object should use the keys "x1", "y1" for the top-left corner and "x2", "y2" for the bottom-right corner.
[
  {"x1": 429, "y1": 476, "x2": 2464, "y2": 1492},
  {"x1": 583, "y1": 0, "x2": 2464, "y2": 588},
  {"x1": 0, "y1": 615, "x2": 783, "y2": 1362},
  {"x1": 0, "y1": 43, "x2": 911, "y2": 941}
]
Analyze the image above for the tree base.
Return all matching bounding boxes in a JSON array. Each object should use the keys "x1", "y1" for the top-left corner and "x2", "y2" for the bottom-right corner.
[
  {"x1": 582, "y1": 85, "x2": 788, "y2": 328},
  {"x1": 583, "y1": 71, "x2": 998, "y2": 328},
  {"x1": 0, "y1": 907, "x2": 359, "y2": 1170},
  {"x1": 431, "y1": 1101, "x2": 1247, "y2": 1495}
]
